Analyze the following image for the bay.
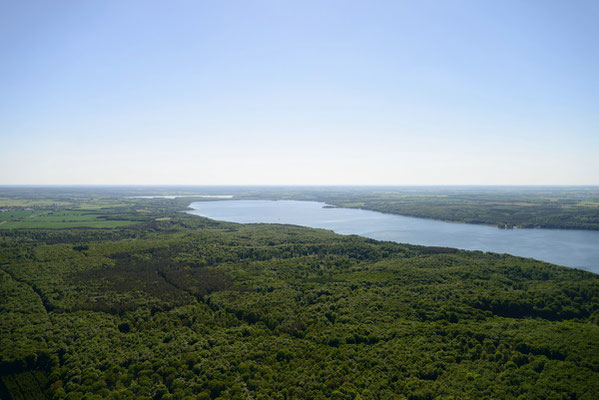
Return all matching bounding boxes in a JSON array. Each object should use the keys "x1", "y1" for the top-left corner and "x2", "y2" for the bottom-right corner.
[{"x1": 187, "y1": 200, "x2": 599, "y2": 273}]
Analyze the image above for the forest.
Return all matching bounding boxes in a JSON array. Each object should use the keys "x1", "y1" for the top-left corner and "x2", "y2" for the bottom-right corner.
[{"x1": 1, "y1": 188, "x2": 599, "y2": 399}]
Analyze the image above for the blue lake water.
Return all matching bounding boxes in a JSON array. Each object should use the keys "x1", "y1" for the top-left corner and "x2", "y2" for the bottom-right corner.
[{"x1": 187, "y1": 200, "x2": 599, "y2": 273}]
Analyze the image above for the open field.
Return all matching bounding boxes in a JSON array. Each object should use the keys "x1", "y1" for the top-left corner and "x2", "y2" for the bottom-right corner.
[
  {"x1": 0, "y1": 198, "x2": 72, "y2": 208},
  {"x1": 0, "y1": 209, "x2": 137, "y2": 229}
]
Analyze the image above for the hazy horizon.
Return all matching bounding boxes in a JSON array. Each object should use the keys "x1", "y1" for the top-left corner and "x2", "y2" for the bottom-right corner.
[
  {"x1": 2, "y1": 1, "x2": 598, "y2": 185},
  {"x1": 2, "y1": 184, "x2": 599, "y2": 188}
]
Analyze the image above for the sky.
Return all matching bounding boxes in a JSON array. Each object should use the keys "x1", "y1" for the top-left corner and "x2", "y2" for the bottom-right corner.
[{"x1": 1, "y1": 0, "x2": 598, "y2": 185}]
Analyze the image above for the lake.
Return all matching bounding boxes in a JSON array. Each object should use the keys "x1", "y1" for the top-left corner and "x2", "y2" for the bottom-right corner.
[{"x1": 187, "y1": 200, "x2": 599, "y2": 273}]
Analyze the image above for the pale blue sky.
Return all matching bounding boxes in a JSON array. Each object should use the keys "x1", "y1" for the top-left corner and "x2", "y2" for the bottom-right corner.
[{"x1": 1, "y1": 0, "x2": 598, "y2": 185}]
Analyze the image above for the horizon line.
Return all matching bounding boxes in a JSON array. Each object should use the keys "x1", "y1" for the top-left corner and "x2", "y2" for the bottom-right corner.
[{"x1": 2, "y1": 184, "x2": 599, "y2": 188}]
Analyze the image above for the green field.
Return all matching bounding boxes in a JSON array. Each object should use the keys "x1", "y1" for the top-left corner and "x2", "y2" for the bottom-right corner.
[
  {"x1": 0, "y1": 209, "x2": 136, "y2": 229},
  {"x1": 0, "y1": 198, "x2": 71, "y2": 208}
]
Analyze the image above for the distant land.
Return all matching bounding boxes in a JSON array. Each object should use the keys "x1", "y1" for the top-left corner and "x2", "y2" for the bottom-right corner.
[
  {"x1": 228, "y1": 186, "x2": 599, "y2": 231},
  {"x1": 2, "y1": 185, "x2": 599, "y2": 230}
]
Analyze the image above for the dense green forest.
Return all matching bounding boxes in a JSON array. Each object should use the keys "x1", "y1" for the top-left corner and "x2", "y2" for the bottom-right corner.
[{"x1": 1, "y1": 188, "x2": 599, "y2": 399}]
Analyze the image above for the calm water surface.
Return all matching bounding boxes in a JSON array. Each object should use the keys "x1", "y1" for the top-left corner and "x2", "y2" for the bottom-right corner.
[{"x1": 187, "y1": 200, "x2": 599, "y2": 273}]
